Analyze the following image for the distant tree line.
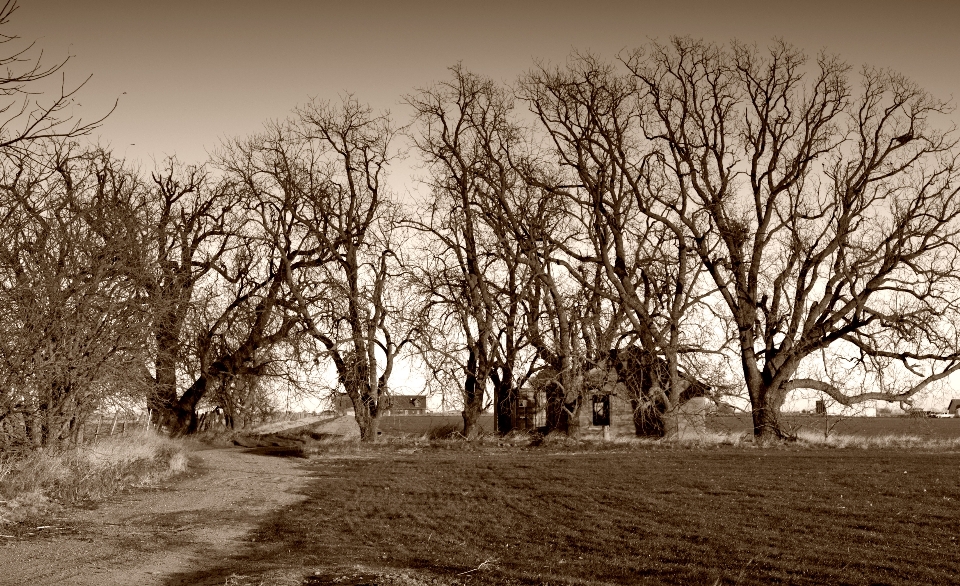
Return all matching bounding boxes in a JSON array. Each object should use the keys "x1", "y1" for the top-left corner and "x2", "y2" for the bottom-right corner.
[{"x1": 2, "y1": 0, "x2": 959, "y2": 447}]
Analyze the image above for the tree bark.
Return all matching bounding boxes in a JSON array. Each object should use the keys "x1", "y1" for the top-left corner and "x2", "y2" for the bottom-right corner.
[
  {"x1": 492, "y1": 366, "x2": 515, "y2": 434},
  {"x1": 150, "y1": 330, "x2": 180, "y2": 426},
  {"x1": 461, "y1": 349, "x2": 489, "y2": 439},
  {"x1": 167, "y1": 376, "x2": 207, "y2": 435},
  {"x1": 351, "y1": 391, "x2": 381, "y2": 442}
]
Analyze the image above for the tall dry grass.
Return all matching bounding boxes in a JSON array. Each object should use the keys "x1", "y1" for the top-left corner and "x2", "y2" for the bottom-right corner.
[
  {"x1": 793, "y1": 429, "x2": 960, "y2": 449},
  {"x1": 0, "y1": 430, "x2": 190, "y2": 525}
]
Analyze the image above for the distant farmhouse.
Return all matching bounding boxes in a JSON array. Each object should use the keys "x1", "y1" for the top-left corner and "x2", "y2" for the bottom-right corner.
[
  {"x1": 384, "y1": 395, "x2": 427, "y2": 415},
  {"x1": 331, "y1": 394, "x2": 427, "y2": 416}
]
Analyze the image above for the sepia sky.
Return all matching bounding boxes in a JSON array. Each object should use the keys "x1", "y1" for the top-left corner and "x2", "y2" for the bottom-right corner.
[{"x1": 16, "y1": 0, "x2": 960, "y2": 169}]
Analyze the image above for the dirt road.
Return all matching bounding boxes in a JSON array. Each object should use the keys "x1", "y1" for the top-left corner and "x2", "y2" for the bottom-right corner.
[{"x1": 0, "y1": 446, "x2": 313, "y2": 586}]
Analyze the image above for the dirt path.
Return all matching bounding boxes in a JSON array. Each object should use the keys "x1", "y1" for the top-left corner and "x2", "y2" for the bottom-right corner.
[{"x1": 0, "y1": 446, "x2": 313, "y2": 586}]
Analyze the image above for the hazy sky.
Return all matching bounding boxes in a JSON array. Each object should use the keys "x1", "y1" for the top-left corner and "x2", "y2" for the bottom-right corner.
[{"x1": 16, "y1": 0, "x2": 960, "y2": 168}]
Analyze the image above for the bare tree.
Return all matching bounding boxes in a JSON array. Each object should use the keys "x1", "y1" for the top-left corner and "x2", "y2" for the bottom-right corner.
[
  {"x1": 472, "y1": 156, "x2": 588, "y2": 435},
  {"x1": 520, "y1": 54, "x2": 721, "y2": 436},
  {"x1": 0, "y1": 1, "x2": 132, "y2": 449},
  {"x1": 163, "y1": 223, "x2": 303, "y2": 435},
  {"x1": 0, "y1": 146, "x2": 151, "y2": 448},
  {"x1": 293, "y1": 98, "x2": 410, "y2": 441},
  {"x1": 135, "y1": 142, "x2": 309, "y2": 435},
  {"x1": 626, "y1": 38, "x2": 960, "y2": 439},
  {"x1": 406, "y1": 66, "x2": 537, "y2": 438},
  {"x1": 132, "y1": 159, "x2": 239, "y2": 428},
  {"x1": 223, "y1": 97, "x2": 408, "y2": 441},
  {"x1": 0, "y1": 1, "x2": 113, "y2": 156},
  {"x1": 408, "y1": 67, "x2": 594, "y2": 435}
]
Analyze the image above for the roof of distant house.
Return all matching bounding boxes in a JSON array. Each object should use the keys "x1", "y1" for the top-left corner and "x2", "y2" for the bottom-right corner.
[{"x1": 388, "y1": 395, "x2": 427, "y2": 409}]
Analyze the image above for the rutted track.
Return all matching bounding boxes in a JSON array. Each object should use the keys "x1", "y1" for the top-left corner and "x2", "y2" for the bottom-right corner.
[{"x1": 0, "y1": 445, "x2": 313, "y2": 585}]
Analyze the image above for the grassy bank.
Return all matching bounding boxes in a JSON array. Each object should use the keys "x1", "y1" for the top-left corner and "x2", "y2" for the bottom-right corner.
[{"x1": 0, "y1": 431, "x2": 190, "y2": 525}]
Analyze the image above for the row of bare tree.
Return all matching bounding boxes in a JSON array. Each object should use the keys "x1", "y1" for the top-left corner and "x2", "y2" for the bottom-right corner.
[
  {"x1": 2, "y1": 1, "x2": 959, "y2": 446},
  {"x1": 405, "y1": 42, "x2": 960, "y2": 441}
]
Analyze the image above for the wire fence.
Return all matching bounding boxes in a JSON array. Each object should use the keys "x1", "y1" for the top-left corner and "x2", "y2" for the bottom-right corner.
[{"x1": 83, "y1": 412, "x2": 149, "y2": 442}]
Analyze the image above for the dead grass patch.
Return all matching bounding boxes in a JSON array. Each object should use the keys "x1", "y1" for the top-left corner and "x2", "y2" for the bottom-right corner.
[
  {"x1": 795, "y1": 430, "x2": 960, "y2": 449},
  {"x1": 0, "y1": 430, "x2": 191, "y2": 525}
]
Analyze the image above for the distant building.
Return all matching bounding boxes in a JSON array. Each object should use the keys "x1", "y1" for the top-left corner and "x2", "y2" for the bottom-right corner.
[
  {"x1": 947, "y1": 399, "x2": 960, "y2": 416},
  {"x1": 333, "y1": 394, "x2": 355, "y2": 416},
  {"x1": 384, "y1": 395, "x2": 427, "y2": 415},
  {"x1": 332, "y1": 394, "x2": 428, "y2": 416}
]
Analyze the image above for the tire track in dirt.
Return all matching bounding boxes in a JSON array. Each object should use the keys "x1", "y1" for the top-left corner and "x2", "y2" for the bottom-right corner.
[{"x1": 0, "y1": 446, "x2": 313, "y2": 586}]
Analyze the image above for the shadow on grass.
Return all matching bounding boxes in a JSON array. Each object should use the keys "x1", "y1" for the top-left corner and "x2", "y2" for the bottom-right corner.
[
  {"x1": 230, "y1": 431, "x2": 314, "y2": 459},
  {"x1": 241, "y1": 446, "x2": 308, "y2": 459}
]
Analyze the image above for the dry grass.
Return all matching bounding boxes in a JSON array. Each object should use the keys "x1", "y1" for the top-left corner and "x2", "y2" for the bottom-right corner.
[
  {"x1": 0, "y1": 430, "x2": 190, "y2": 525},
  {"x1": 794, "y1": 429, "x2": 960, "y2": 449}
]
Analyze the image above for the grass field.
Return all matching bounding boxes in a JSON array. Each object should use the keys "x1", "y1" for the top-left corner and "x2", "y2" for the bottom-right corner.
[{"x1": 191, "y1": 444, "x2": 960, "y2": 585}]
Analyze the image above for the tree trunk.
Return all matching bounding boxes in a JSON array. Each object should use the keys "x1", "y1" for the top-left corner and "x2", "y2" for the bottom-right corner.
[
  {"x1": 544, "y1": 380, "x2": 565, "y2": 433},
  {"x1": 355, "y1": 404, "x2": 380, "y2": 441},
  {"x1": 461, "y1": 349, "x2": 487, "y2": 439},
  {"x1": 493, "y1": 367, "x2": 515, "y2": 435},
  {"x1": 544, "y1": 377, "x2": 582, "y2": 436},
  {"x1": 150, "y1": 331, "x2": 180, "y2": 426},
  {"x1": 461, "y1": 407, "x2": 481, "y2": 440},
  {"x1": 70, "y1": 415, "x2": 84, "y2": 446},
  {"x1": 564, "y1": 396, "x2": 582, "y2": 439},
  {"x1": 345, "y1": 377, "x2": 381, "y2": 443},
  {"x1": 661, "y1": 405, "x2": 681, "y2": 439},
  {"x1": 751, "y1": 388, "x2": 788, "y2": 442},
  {"x1": 167, "y1": 376, "x2": 208, "y2": 436},
  {"x1": 740, "y1": 345, "x2": 789, "y2": 441}
]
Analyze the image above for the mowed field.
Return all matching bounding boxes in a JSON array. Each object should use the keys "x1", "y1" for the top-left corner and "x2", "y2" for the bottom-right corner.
[{"x1": 182, "y1": 442, "x2": 960, "y2": 584}]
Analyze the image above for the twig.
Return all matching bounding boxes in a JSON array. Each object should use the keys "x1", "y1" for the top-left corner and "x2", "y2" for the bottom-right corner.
[
  {"x1": 734, "y1": 557, "x2": 754, "y2": 585},
  {"x1": 457, "y1": 558, "x2": 496, "y2": 575}
]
